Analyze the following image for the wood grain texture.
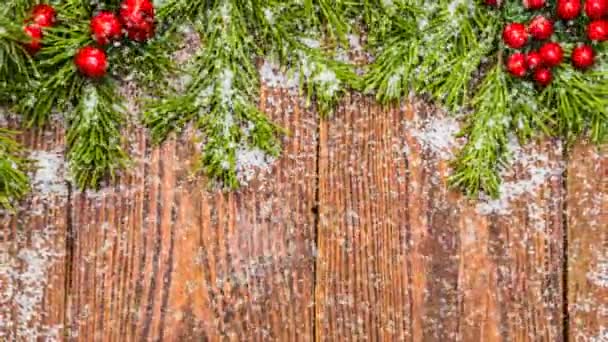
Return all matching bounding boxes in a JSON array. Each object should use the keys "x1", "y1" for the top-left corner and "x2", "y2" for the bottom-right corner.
[
  {"x1": 0, "y1": 122, "x2": 68, "y2": 341},
  {"x1": 67, "y1": 87, "x2": 317, "y2": 341},
  {"x1": 316, "y1": 96, "x2": 565, "y2": 341},
  {"x1": 567, "y1": 142, "x2": 607, "y2": 342}
]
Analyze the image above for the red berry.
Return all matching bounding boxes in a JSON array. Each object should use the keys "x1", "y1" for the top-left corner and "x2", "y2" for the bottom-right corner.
[
  {"x1": 30, "y1": 4, "x2": 56, "y2": 28},
  {"x1": 506, "y1": 53, "x2": 528, "y2": 77},
  {"x1": 74, "y1": 46, "x2": 108, "y2": 78},
  {"x1": 534, "y1": 67, "x2": 552, "y2": 86},
  {"x1": 557, "y1": 0, "x2": 581, "y2": 20},
  {"x1": 539, "y1": 42, "x2": 563, "y2": 67},
  {"x1": 23, "y1": 25, "x2": 43, "y2": 54},
  {"x1": 486, "y1": 0, "x2": 499, "y2": 6},
  {"x1": 91, "y1": 12, "x2": 123, "y2": 46},
  {"x1": 588, "y1": 20, "x2": 608, "y2": 41},
  {"x1": 571, "y1": 45, "x2": 595, "y2": 69},
  {"x1": 526, "y1": 51, "x2": 543, "y2": 70},
  {"x1": 120, "y1": 0, "x2": 156, "y2": 42},
  {"x1": 528, "y1": 16, "x2": 554, "y2": 40},
  {"x1": 523, "y1": 0, "x2": 545, "y2": 9},
  {"x1": 503, "y1": 23, "x2": 528, "y2": 49},
  {"x1": 585, "y1": 0, "x2": 608, "y2": 19}
]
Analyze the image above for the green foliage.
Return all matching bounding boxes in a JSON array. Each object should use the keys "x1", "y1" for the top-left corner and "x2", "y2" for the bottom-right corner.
[
  {"x1": 67, "y1": 82, "x2": 129, "y2": 189},
  {"x1": 0, "y1": 128, "x2": 29, "y2": 211},
  {"x1": 362, "y1": 0, "x2": 608, "y2": 198},
  {"x1": 146, "y1": 0, "x2": 359, "y2": 189}
]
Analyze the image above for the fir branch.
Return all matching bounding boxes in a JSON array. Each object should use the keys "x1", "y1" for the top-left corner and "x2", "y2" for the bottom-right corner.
[
  {"x1": 257, "y1": 1, "x2": 358, "y2": 116},
  {"x1": 0, "y1": 16, "x2": 37, "y2": 103},
  {"x1": 145, "y1": 0, "x2": 283, "y2": 189},
  {"x1": 449, "y1": 64, "x2": 510, "y2": 198},
  {"x1": 540, "y1": 64, "x2": 608, "y2": 144},
  {"x1": 0, "y1": 128, "x2": 29, "y2": 211},
  {"x1": 67, "y1": 82, "x2": 129, "y2": 189}
]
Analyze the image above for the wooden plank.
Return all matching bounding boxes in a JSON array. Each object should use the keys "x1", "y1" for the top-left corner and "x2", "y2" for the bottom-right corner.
[
  {"x1": 67, "y1": 87, "x2": 317, "y2": 340},
  {"x1": 0, "y1": 119, "x2": 69, "y2": 341},
  {"x1": 567, "y1": 141, "x2": 607, "y2": 341},
  {"x1": 316, "y1": 96, "x2": 565, "y2": 341}
]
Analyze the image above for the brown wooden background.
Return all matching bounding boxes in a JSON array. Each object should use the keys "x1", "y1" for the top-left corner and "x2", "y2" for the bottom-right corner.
[{"x1": 0, "y1": 87, "x2": 606, "y2": 341}]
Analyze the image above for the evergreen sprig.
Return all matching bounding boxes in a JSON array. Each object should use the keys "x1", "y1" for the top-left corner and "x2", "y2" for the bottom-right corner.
[
  {"x1": 146, "y1": 0, "x2": 359, "y2": 188},
  {"x1": 7, "y1": 0, "x2": 174, "y2": 192},
  {"x1": 362, "y1": 0, "x2": 607, "y2": 197},
  {"x1": 0, "y1": 128, "x2": 29, "y2": 211}
]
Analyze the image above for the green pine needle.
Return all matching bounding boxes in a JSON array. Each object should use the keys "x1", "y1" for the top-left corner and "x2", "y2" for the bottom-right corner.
[{"x1": 0, "y1": 128, "x2": 30, "y2": 211}]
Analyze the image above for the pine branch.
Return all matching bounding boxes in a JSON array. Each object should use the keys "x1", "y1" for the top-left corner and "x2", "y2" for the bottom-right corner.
[
  {"x1": 0, "y1": 128, "x2": 29, "y2": 211},
  {"x1": 0, "y1": 16, "x2": 37, "y2": 103},
  {"x1": 145, "y1": 0, "x2": 283, "y2": 189},
  {"x1": 256, "y1": 0, "x2": 358, "y2": 116},
  {"x1": 540, "y1": 64, "x2": 608, "y2": 144},
  {"x1": 449, "y1": 64, "x2": 510, "y2": 198},
  {"x1": 67, "y1": 82, "x2": 129, "y2": 189}
]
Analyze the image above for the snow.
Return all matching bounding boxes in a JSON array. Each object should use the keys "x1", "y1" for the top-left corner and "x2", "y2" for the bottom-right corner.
[
  {"x1": 236, "y1": 146, "x2": 276, "y2": 184},
  {"x1": 0, "y1": 227, "x2": 64, "y2": 341},
  {"x1": 476, "y1": 136, "x2": 564, "y2": 216},
  {"x1": 29, "y1": 150, "x2": 68, "y2": 198},
  {"x1": 259, "y1": 60, "x2": 299, "y2": 89},
  {"x1": 587, "y1": 254, "x2": 608, "y2": 288},
  {"x1": 407, "y1": 113, "x2": 462, "y2": 160}
]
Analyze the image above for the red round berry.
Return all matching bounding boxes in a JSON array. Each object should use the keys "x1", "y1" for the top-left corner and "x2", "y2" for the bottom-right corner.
[
  {"x1": 506, "y1": 53, "x2": 528, "y2": 77},
  {"x1": 557, "y1": 0, "x2": 582, "y2": 20},
  {"x1": 585, "y1": 0, "x2": 608, "y2": 19},
  {"x1": 30, "y1": 4, "x2": 56, "y2": 28},
  {"x1": 486, "y1": 0, "x2": 499, "y2": 6},
  {"x1": 539, "y1": 42, "x2": 564, "y2": 67},
  {"x1": 534, "y1": 67, "x2": 552, "y2": 86},
  {"x1": 588, "y1": 20, "x2": 608, "y2": 41},
  {"x1": 91, "y1": 12, "x2": 123, "y2": 46},
  {"x1": 120, "y1": 0, "x2": 156, "y2": 42},
  {"x1": 74, "y1": 46, "x2": 108, "y2": 78},
  {"x1": 23, "y1": 25, "x2": 43, "y2": 54},
  {"x1": 523, "y1": 0, "x2": 545, "y2": 9},
  {"x1": 571, "y1": 45, "x2": 595, "y2": 69},
  {"x1": 503, "y1": 23, "x2": 528, "y2": 49},
  {"x1": 526, "y1": 51, "x2": 543, "y2": 70},
  {"x1": 528, "y1": 16, "x2": 554, "y2": 40}
]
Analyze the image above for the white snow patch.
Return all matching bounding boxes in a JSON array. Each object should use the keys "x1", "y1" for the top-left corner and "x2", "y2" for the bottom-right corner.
[
  {"x1": 259, "y1": 60, "x2": 299, "y2": 89},
  {"x1": 476, "y1": 137, "x2": 564, "y2": 216},
  {"x1": 407, "y1": 114, "x2": 461, "y2": 160},
  {"x1": 29, "y1": 150, "x2": 67, "y2": 198},
  {"x1": 0, "y1": 228, "x2": 64, "y2": 340},
  {"x1": 235, "y1": 146, "x2": 276, "y2": 184}
]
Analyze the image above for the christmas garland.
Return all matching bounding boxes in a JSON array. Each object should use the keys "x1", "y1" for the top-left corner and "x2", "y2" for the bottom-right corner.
[{"x1": 1, "y1": 0, "x2": 607, "y2": 210}]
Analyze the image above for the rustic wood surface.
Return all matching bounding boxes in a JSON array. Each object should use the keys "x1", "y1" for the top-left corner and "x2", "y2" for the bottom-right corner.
[
  {"x1": 566, "y1": 142, "x2": 607, "y2": 342},
  {"x1": 0, "y1": 89, "x2": 606, "y2": 341}
]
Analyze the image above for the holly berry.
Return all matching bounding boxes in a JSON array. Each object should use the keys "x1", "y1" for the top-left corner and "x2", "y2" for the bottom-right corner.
[
  {"x1": 30, "y1": 4, "x2": 56, "y2": 28},
  {"x1": 571, "y1": 45, "x2": 595, "y2": 69},
  {"x1": 523, "y1": 0, "x2": 545, "y2": 9},
  {"x1": 503, "y1": 23, "x2": 528, "y2": 49},
  {"x1": 539, "y1": 42, "x2": 563, "y2": 67},
  {"x1": 23, "y1": 25, "x2": 43, "y2": 54},
  {"x1": 528, "y1": 16, "x2": 554, "y2": 40},
  {"x1": 506, "y1": 53, "x2": 528, "y2": 77},
  {"x1": 526, "y1": 51, "x2": 543, "y2": 70},
  {"x1": 91, "y1": 12, "x2": 123, "y2": 46},
  {"x1": 534, "y1": 67, "x2": 553, "y2": 86},
  {"x1": 74, "y1": 46, "x2": 108, "y2": 78},
  {"x1": 120, "y1": 0, "x2": 156, "y2": 42},
  {"x1": 485, "y1": 0, "x2": 499, "y2": 6},
  {"x1": 557, "y1": 0, "x2": 581, "y2": 20},
  {"x1": 588, "y1": 20, "x2": 608, "y2": 41},
  {"x1": 585, "y1": 0, "x2": 608, "y2": 19}
]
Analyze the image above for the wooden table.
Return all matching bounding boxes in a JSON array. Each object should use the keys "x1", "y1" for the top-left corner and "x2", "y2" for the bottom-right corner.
[{"x1": 1, "y1": 88, "x2": 606, "y2": 341}]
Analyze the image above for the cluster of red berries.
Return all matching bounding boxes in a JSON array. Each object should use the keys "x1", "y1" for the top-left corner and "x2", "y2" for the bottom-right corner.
[
  {"x1": 23, "y1": 0, "x2": 156, "y2": 79},
  {"x1": 488, "y1": 0, "x2": 607, "y2": 86}
]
